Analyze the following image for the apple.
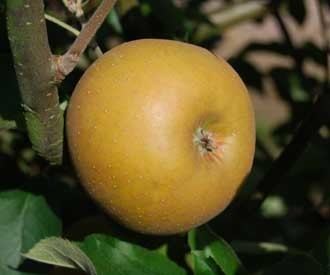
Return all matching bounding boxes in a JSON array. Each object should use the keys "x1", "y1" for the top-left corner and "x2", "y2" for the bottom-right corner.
[{"x1": 66, "y1": 39, "x2": 255, "y2": 235}]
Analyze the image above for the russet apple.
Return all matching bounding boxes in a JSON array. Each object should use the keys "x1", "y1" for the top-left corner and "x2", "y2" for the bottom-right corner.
[{"x1": 66, "y1": 39, "x2": 255, "y2": 235}]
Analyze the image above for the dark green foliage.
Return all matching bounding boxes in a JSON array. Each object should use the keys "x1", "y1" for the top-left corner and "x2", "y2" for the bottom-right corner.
[
  {"x1": 229, "y1": 57, "x2": 264, "y2": 91},
  {"x1": 287, "y1": 0, "x2": 306, "y2": 25},
  {"x1": 1, "y1": 0, "x2": 329, "y2": 274},
  {"x1": 80, "y1": 234, "x2": 187, "y2": 275}
]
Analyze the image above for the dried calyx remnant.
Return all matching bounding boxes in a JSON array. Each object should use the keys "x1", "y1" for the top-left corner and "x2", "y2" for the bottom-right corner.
[{"x1": 193, "y1": 127, "x2": 224, "y2": 162}]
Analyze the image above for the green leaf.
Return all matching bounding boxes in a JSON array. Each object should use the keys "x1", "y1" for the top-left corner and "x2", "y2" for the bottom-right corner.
[
  {"x1": 24, "y1": 237, "x2": 96, "y2": 275},
  {"x1": 0, "y1": 190, "x2": 62, "y2": 268},
  {"x1": 188, "y1": 227, "x2": 248, "y2": 275},
  {"x1": 263, "y1": 253, "x2": 323, "y2": 275},
  {"x1": 80, "y1": 234, "x2": 187, "y2": 275},
  {"x1": 107, "y1": 9, "x2": 123, "y2": 34},
  {"x1": 191, "y1": 251, "x2": 224, "y2": 275},
  {"x1": 0, "y1": 117, "x2": 17, "y2": 130},
  {"x1": 289, "y1": 73, "x2": 309, "y2": 102}
]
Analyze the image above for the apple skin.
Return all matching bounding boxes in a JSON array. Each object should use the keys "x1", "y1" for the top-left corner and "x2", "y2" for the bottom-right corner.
[{"x1": 66, "y1": 39, "x2": 255, "y2": 235}]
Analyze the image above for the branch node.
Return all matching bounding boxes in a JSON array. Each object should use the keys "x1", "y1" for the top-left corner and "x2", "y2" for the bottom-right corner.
[
  {"x1": 57, "y1": 0, "x2": 117, "y2": 79},
  {"x1": 63, "y1": 0, "x2": 84, "y2": 18},
  {"x1": 52, "y1": 54, "x2": 80, "y2": 82}
]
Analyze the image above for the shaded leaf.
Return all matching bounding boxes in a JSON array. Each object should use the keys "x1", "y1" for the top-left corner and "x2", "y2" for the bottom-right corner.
[
  {"x1": 188, "y1": 227, "x2": 248, "y2": 275},
  {"x1": 0, "y1": 190, "x2": 61, "y2": 268},
  {"x1": 80, "y1": 234, "x2": 186, "y2": 275},
  {"x1": 191, "y1": 251, "x2": 224, "y2": 275},
  {"x1": 0, "y1": 117, "x2": 17, "y2": 130},
  {"x1": 289, "y1": 73, "x2": 310, "y2": 102},
  {"x1": 24, "y1": 237, "x2": 96, "y2": 275}
]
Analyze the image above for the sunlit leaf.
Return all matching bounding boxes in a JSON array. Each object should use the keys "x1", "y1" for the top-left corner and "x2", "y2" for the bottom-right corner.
[{"x1": 24, "y1": 237, "x2": 96, "y2": 275}]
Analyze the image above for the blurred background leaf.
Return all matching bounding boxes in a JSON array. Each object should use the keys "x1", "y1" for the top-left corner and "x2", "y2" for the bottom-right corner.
[
  {"x1": 262, "y1": 253, "x2": 323, "y2": 275},
  {"x1": 287, "y1": 0, "x2": 307, "y2": 25}
]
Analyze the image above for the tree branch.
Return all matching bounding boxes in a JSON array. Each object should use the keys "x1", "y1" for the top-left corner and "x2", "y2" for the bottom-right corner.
[
  {"x1": 62, "y1": 0, "x2": 103, "y2": 58},
  {"x1": 57, "y1": 0, "x2": 117, "y2": 78},
  {"x1": 6, "y1": 0, "x2": 63, "y2": 165},
  {"x1": 45, "y1": 13, "x2": 102, "y2": 58}
]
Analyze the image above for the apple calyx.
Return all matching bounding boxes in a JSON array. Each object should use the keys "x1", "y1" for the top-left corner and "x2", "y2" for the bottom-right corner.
[{"x1": 193, "y1": 127, "x2": 223, "y2": 162}]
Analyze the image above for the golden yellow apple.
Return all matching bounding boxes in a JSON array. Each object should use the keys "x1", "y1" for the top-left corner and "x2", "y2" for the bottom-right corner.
[{"x1": 66, "y1": 39, "x2": 255, "y2": 235}]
